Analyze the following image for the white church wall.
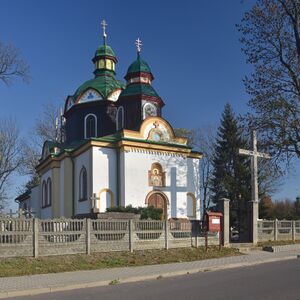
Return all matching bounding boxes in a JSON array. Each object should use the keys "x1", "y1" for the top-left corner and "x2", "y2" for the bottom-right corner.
[
  {"x1": 31, "y1": 186, "x2": 40, "y2": 218},
  {"x1": 187, "y1": 157, "x2": 201, "y2": 219},
  {"x1": 122, "y1": 149, "x2": 200, "y2": 219},
  {"x1": 92, "y1": 147, "x2": 117, "y2": 212},
  {"x1": 74, "y1": 149, "x2": 92, "y2": 215},
  {"x1": 40, "y1": 169, "x2": 52, "y2": 219},
  {"x1": 119, "y1": 150, "x2": 125, "y2": 207}
]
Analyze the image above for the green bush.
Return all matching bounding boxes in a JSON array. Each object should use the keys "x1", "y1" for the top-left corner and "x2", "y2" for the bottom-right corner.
[
  {"x1": 140, "y1": 206, "x2": 163, "y2": 220},
  {"x1": 106, "y1": 205, "x2": 163, "y2": 220},
  {"x1": 106, "y1": 205, "x2": 139, "y2": 214}
]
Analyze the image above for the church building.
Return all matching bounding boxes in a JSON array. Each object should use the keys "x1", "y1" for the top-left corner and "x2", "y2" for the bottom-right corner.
[{"x1": 18, "y1": 22, "x2": 202, "y2": 220}]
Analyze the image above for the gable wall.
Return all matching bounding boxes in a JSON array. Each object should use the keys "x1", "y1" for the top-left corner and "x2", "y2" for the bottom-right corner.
[{"x1": 121, "y1": 148, "x2": 201, "y2": 219}]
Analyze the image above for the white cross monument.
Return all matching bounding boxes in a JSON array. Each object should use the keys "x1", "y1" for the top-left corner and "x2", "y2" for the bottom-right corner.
[{"x1": 239, "y1": 130, "x2": 271, "y2": 243}]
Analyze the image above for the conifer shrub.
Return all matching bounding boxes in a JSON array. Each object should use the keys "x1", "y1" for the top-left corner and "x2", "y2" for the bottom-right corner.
[{"x1": 106, "y1": 205, "x2": 163, "y2": 220}]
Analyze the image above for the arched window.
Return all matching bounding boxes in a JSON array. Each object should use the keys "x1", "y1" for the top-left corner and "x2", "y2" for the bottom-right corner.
[
  {"x1": 84, "y1": 114, "x2": 97, "y2": 139},
  {"x1": 42, "y1": 181, "x2": 47, "y2": 208},
  {"x1": 79, "y1": 166, "x2": 87, "y2": 201},
  {"x1": 116, "y1": 106, "x2": 124, "y2": 131},
  {"x1": 143, "y1": 102, "x2": 157, "y2": 119},
  {"x1": 148, "y1": 163, "x2": 165, "y2": 187},
  {"x1": 47, "y1": 178, "x2": 52, "y2": 206}
]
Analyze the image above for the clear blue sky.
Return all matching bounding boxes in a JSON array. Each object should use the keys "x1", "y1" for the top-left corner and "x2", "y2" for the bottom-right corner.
[{"x1": 0, "y1": 0, "x2": 299, "y2": 206}]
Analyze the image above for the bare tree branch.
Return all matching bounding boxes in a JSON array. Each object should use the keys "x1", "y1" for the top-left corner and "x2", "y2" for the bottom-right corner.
[
  {"x1": 0, "y1": 42, "x2": 30, "y2": 85},
  {"x1": 237, "y1": 0, "x2": 300, "y2": 162},
  {"x1": 0, "y1": 118, "x2": 23, "y2": 206}
]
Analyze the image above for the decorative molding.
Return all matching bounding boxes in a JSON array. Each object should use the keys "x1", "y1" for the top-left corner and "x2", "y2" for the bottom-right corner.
[
  {"x1": 145, "y1": 190, "x2": 169, "y2": 205},
  {"x1": 98, "y1": 188, "x2": 115, "y2": 209}
]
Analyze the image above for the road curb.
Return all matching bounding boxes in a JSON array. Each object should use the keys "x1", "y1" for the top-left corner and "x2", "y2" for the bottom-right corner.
[{"x1": 0, "y1": 255, "x2": 297, "y2": 299}]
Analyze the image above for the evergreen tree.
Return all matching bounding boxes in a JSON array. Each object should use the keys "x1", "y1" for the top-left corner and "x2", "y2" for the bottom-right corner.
[
  {"x1": 212, "y1": 103, "x2": 251, "y2": 237},
  {"x1": 259, "y1": 196, "x2": 274, "y2": 219},
  {"x1": 295, "y1": 196, "x2": 300, "y2": 219}
]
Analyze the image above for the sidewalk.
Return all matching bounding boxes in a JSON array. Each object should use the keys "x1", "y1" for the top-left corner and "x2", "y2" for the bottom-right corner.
[{"x1": 1, "y1": 249, "x2": 299, "y2": 299}]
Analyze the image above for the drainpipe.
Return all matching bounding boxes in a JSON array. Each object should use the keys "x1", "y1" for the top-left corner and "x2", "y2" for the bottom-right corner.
[
  {"x1": 116, "y1": 147, "x2": 120, "y2": 207},
  {"x1": 70, "y1": 155, "x2": 75, "y2": 217}
]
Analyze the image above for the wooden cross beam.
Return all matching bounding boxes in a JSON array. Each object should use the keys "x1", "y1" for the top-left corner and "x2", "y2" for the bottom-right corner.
[{"x1": 239, "y1": 131, "x2": 271, "y2": 203}]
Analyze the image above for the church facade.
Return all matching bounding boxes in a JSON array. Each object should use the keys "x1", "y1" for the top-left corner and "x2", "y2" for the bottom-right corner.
[{"x1": 18, "y1": 24, "x2": 202, "y2": 220}]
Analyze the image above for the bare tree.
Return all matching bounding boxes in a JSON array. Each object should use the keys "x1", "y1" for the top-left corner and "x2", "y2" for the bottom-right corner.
[
  {"x1": 0, "y1": 42, "x2": 30, "y2": 85},
  {"x1": 175, "y1": 126, "x2": 216, "y2": 215},
  {"x1": 237, "y1": 0, "x2": 300, "y2": 162},
  {"x1": 21, "y1": 103, "x2": 61, "y2": 179},
  {"x1": 0, "y1": 119, "x2": 23, "y2": 206}
]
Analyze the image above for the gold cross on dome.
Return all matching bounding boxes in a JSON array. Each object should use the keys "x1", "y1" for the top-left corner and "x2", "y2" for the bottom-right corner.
[
  {"x1": 101, "y1": 19, "x2": 108, "y2": 37},
  {"x1": 153, "y1": 121, "x2": 159, "y2": 128},
  {"x1": 135, "y1": 38, "x2": 142, "y2": 53}
]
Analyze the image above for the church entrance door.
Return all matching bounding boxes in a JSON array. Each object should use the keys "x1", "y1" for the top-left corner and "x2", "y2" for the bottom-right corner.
[{"x1": 147, "y1": 192, "x2": 168, "y2": 220}]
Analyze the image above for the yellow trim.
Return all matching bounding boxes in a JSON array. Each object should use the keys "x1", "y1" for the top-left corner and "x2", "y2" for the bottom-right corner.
[
  {"x1": 187, "y1": 192, "x2": 197, "y2": 217},
  {"x1": 37, "y1": 124, "x2": 202, "y2": 175},
  {"x1": 99, "y1": 188, "x2": 115, "y2": 209},
  {"x1": 140, "y1": 117, "x2": 175, "y2": 139},
  {"x1": 122, "y1": 116, "x2": 188, "y2": 145},
  {"x1": 187, "y1": 152, "x2": 203, "y2": 159},
  {"x1": 36, "y1": 159, "x2": 61, "y2": 174},
  {"x1": 119, "y1": 140, "x2": 191, "y2": 155}
]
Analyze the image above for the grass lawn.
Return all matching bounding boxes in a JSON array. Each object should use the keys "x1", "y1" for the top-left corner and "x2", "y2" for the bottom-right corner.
[
  {"x1": 258, "y1": 240, "x2": 300, "y2": 247},
  {"x1": 0, "y1": 246, "x2": 240, "y2": 278}
]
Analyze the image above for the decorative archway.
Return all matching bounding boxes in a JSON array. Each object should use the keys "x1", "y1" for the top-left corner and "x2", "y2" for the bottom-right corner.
[
  {"x1": 145, "y1": 191, "x2": 169, "y2": 220},
  {"x1": 98, "y1": 188, "x2": 115, "y2": 211}
]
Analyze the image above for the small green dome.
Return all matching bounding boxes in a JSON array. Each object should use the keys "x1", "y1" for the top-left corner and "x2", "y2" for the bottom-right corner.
[
  {"x1": 126, "y1": 55, "x2": 152, "y2": 75},
  {"x1": 120, "y1": 83, "x2": 160, "y2": 99},
  {"x1": 95, "y1": 44, "x2": 116, "y2": 59}
]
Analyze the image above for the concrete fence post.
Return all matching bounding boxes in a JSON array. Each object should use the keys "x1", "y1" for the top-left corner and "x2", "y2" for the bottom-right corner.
[
  {"x1": 292, "y1": 221, "x2": 296, "y2": 241},
  {"x1": 274, "y1": 219, "x2": 278, "y2": 241},
  {"x1": 129, "y1": 220, "x2": 134, "y2": 252},
  {"x1": 164, "y1": 220, "x2": 169, "y2": 250},
  {"x1": 33, "y1": 218, "x2": 39, "y2": 258},
  {"x1": 218, "y1": 198, "x2": 230, "y2": 246},
  {"x1": 86, "y1": 218, "x2": 91, "y2": 255}
]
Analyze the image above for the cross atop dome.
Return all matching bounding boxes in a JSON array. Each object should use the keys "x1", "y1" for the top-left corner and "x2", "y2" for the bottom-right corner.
[
  {"x1": 101, "y1": 19, "x2": 108, "y2": 44},
  {"x1": 135, "y1": 38, "x2": 142, "y2": 53}
]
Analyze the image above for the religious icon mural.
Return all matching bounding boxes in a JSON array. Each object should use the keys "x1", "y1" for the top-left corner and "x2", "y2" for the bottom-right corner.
[{"x1": 148, "y1": 163, "x2": 165, "y2": 187}]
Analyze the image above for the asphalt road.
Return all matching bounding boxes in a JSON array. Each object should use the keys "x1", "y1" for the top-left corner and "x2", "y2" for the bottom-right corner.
[{"x1": 12, "y1": 259, "x2": 300, "y2": 300}]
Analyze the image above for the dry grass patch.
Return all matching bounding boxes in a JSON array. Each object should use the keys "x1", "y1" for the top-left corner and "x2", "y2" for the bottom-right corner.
[{"x1": 0, "y1": 246, "x2": 240, "y2": 278}]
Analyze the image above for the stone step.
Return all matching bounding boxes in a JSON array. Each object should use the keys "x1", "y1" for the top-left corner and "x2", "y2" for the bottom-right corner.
[{"x1": 229, "y1": 243, "x2": 262, "y2": 252}]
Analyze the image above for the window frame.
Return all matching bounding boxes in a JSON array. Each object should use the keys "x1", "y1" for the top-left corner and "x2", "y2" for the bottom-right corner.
[
  {"x1": 84, "y1": 113, "x2": 97, "y2": 139},
  {"x1": 79, "y1": 166, "x2": 88, "y2": 202}
]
